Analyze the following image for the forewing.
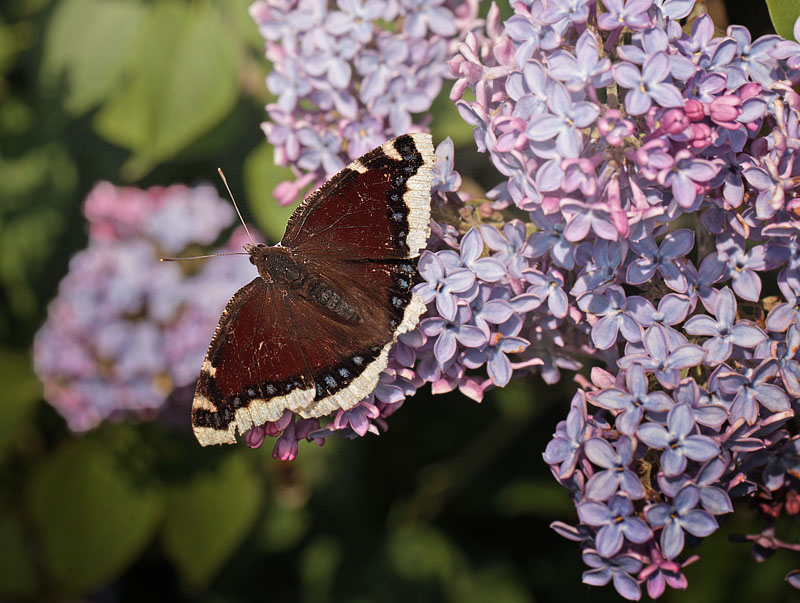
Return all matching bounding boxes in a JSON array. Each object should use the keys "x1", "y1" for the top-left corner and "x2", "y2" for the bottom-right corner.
[{"x1": 281, "y1": 133, "x2": 434, "y2": 260}]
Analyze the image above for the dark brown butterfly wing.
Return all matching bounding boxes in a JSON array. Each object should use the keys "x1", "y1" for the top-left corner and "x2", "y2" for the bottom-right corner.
[
  {"x1": 192, "y1": 133, "x2": 434, "y2": 446},
  {"x1": 282, "y1": 134, "x2": 433, "y2": 260}
]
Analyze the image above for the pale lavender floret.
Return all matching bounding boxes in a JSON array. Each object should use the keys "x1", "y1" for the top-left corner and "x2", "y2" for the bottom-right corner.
[
  {"x1": 726, "y1": 26, "x2": 781, "y2": 86},
  {"x1": 673, "y1": 377, "x2": 729, "y2": 429},
  {"x1": 357, "y1": 36, "x2": 410, "y2": 103},
  {"x1": 540, "y1": 0, "x2": 593, "y2": 26},
  {"x1": 659, "y1": 455, "x2": 734, "y2": 515},
  {"x1": 469, "y1": 284, "x2": 515, "y2": 336},
  {"x1": 547, "y1": 30, "x2": 612, "y2": 92},
  {"x1": 584, "y1": 436, "x2": 645, "y2": 500},
  {"x1": 571, "y1": 239, "x2": 627, "y2": 296},
  {"x1": 420, "y1": 305, "x2": 487, "y2": 365},
  {"x1": 523, "y1": 268, "x2": 568, "y2": 318},
  {"x1": 618, "y1": 325, "x2": 705, "y2": 390},
  {"x1": 717, "y1": 360, "x2": 791, "y2": 425},
  {"x1": 625, "y1": 293, "x2": 689, "y2": 347},
  {"x1": 303, "y1": 29, "x2": 358, "y2": 89},
  {"x1": 637, "y1": 404, "x2": 720, "y2": 476},
  {"x1": 414, "y1": 251, "x2": 476, "y2": 322},
  {"x1": 683, "y1": 252, "x2": 725, "y2": 312},
  {"x1": 267, "y1": 57, "x2": 312, "y2": 112},
  {"x1": 560, "y1": 198, "x2": 619, "y2": 242},
  {"x1": 296, "y1": 127, "x2": 346, "y2": 175},
  {"x1": 716, "y1": 234, "x2": 767, "y2": 302},
  {"x1": 674, "y1": 13, "x2": 718, "y2": 59},
  {"x1": 684, "y1": 287, "x2": 767, "y2": 365},
  {"x1": 403, "y1": 0, "x2": 456, "y2": 38},
  {"x1": 431, "y1": 137, "x2": 462, "y2": 194},
  {"x1": 651, "y1": 0, "x2": 694, "y2": 21},
  {"x1": 618, "y1": 27, "x2": 696, "y2": 80},
  {"x1": 581, "y1": 550, "x2": 643, "y2": 601},
  {"x1": 742, "y1": 162, "x2": 788, "y2": 220},
  {"x1": 371, "y1": 75, "x2": 432, "y2": 134},
  {"x1": 657, "y1": 149, "x2": 719, "y2": 207},
  {"x1": 578, "y1": 285, "x2": 642, "y2": 350},
  {"x1": 462, "y1": 317, "x2": 529, "y2": 387},
  {"x1": 645, "y1": 486, "x2": 719, "y2": 559},
  {"x1": 506, "y1": 60, "x2": 548, "y2": 119},
  {"x1": 326, "y1": 0, "x2": 387, "y2": 43},
  {"x1": 480, "y1": 220, "x2": 532, "y2": 278},
  {"x1": 774, "y1": 325, "x2": 800, "y2": 397},
  {"x1": 627, "y1": 229, "x2": 694, "y2": 293},
  {"x1": 597, "y1": 0, "x2": 653, "y2": 32},
  {"x1": 592, "y1": 363, "x2": 673, "y2": 435},
  {"x1": 578, "y1": 495, "x2": 654, "y2": 557},
  {"x1": 527, "y1": 210, "x2": 575, "y2": 269},
  {"x1": 612, "y1": 52, "x2": 684, "y2": 115},
  {"x1": 458, "y1": 227, "x2": 507, "y2": 282},
  {"x1": 334, "y1": 400, "x2": 381, "y2": 437},
  {"x1": 526, "y1": 80, "x2": 600, "y2": 156},
  {"x1": 543, "y1": 395, "x2": 588, "y2": 479},
  {"x1": 342, "y1": 117, "x2": 385, "y2": 159}
]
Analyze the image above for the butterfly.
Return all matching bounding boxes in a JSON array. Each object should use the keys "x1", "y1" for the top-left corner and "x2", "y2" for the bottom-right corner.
[{"x1": 192, "y1": 133, "x2": 435, "y2": 445}]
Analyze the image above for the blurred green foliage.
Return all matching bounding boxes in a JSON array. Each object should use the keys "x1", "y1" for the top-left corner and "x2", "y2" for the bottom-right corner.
[{"x1": 0, "y1": 0, "x2": 797, "y2": 601}]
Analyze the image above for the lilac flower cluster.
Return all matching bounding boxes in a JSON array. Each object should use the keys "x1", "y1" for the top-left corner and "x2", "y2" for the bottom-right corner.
[
  {"x1": 249, "y1": 0, "x2": 481, "y2": 205},
  {"x1": 251, "y1": 0, "x2": 800, "y2": 597},
  {"x1": 34, "y1": 183, "x2": 253, "y2": 431},
  {"x1": 439, "y1": 0, "x2": 800, "y2": 598}
]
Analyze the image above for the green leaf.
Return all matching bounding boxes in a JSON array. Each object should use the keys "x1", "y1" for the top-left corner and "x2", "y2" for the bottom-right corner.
[
  {"x1": 40, "y1": 0, "x2": 146, "y2": 115},
  {"x1": 388, "y1": 522, "x2": 463, "y2": 583},
  {"x1": 27, "y1": 437, "x2": 163, "y2": 596},
  {"x1": 0, "y1": 348, "x2": 40, "y2": 462},
  {"x1": 767, "y1": 0, "x2": 800, "y2": 40},
  {"x1": 161, "y1": 452, "x2": 261, "y2": 590},
  {"x1": 492, "y1": 478, "x2": 572, "y2": 517},
  {"x1": 94, "y1": 0, "x2": 239, "y2": 179},
  {"x1": 244, "y1": 141, "x2": 299, "y2": 243},
  {"x1": 430, "y1": 89, "x2": 475, "y2": 149},
  {"x1": 0, "y1": 505, "x2": 39, "y2": 599}
]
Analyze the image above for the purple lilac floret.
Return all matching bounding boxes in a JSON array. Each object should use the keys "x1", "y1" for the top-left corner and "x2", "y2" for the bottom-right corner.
[
  {"x1": 34, "y1": 183, "x2": 249, "y2": 430},
  {"x1": 34, "y1": 1, "x2": 800, "y2": 599}
]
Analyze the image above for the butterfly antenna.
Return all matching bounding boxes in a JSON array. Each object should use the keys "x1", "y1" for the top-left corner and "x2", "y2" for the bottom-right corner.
[
  {"x1": 218, "y1": 168, "x2": 255, "y2": 246},
  {"x1": 160, "y1": 252, "x2": 250, "y2": 262}
]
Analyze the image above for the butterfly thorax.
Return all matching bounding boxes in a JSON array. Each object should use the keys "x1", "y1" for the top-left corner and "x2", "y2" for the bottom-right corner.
[
  {"x1": 246, "y1": 243, "x2": 360, "y2": 323},
  {"x1": 246, "y1": 243, "x2": 306, "y2": 289}
]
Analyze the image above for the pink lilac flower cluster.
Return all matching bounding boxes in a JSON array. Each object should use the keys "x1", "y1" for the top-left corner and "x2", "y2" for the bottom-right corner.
[
  {"x1": 34, "y1": 183, "x2": 254, "y2": 431},
  {"x1": 249, "y1": 0, "x2": 482, "y2": 205}
]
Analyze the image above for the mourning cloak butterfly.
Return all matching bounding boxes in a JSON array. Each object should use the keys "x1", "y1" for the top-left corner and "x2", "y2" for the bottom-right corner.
[{"x1": 192, "y1": 133, "x2": 435, "y2": 446}]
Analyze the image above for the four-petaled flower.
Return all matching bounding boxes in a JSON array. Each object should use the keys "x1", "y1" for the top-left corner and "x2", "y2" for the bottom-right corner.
[
  {"x1": 584, "y1": 436, "x2": 645, "y2": 500},
  {"x1": 684, "y1": 286, "x2": 766, "y2": 364},
  {"x1": 578, "y1": 495, "x2": 654, "y2": 557},
  {"x1": 637, "y1": 404, "x2": 720, "y2": 475},
  {"x1": 627, "y1": 229, "x2": 694, "y2": 293},
  {"x1": 618, "y1": 325, "x2": 705, "y2": 389},
  {"x1": 415, "y1": 251, "x2": 476, "y2": 321},
  {"x1": 717, "y1": 360, "x2": 791, "y2": 424},
  {"x1": 592, "y1": 363, "x2": 674, "y2": 434},
  {"x1": 645, "y1": 485, "x2": 719, "y2": 559}
]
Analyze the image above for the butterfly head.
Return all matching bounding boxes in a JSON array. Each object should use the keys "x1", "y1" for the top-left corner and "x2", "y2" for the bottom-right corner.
[{"x1": 245, "y1": 243, "x2": 306, "y2": 288}]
